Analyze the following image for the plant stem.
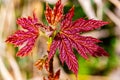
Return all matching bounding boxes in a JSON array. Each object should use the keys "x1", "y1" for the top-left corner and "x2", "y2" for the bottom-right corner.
[{"x1": 48, "y1": 57, "x2": 54, "y2": 79}]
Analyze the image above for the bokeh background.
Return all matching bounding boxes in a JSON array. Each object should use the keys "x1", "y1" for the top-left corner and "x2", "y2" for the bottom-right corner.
[{"x1": 0, "y1": 0, "x2": 120, "y2": 80}]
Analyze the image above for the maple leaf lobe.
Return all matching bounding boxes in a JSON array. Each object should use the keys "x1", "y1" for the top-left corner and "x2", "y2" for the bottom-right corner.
[{"x1": 68, "y1": 19, "x2": 109, "y2": 34}]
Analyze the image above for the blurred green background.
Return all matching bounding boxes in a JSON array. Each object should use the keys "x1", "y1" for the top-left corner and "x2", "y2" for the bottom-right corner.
[{"x1": 0, "y1": 0, "x2": 120, "y2": 80}]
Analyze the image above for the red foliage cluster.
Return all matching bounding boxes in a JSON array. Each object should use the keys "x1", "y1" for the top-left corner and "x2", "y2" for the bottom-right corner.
[{"x1": 6, "y1": 0, "x2": 109, "y2": 76}]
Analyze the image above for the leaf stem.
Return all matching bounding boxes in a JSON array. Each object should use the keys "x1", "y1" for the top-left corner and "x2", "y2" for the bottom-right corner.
[{"x1": 48, "y1": 56, "x2": 54, "y2": 79}]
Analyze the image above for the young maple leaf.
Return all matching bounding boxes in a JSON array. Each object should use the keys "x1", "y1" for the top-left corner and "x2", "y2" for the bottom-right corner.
[
  {"x1": 45, "y1": 0, "x2": 63, "y2": 26},
  {"x1": 48, "y1": 7, "x2": 109, "y2": 75},
  {"x1": 6, "y1": 13, "x2": 40, "y2": 57}
]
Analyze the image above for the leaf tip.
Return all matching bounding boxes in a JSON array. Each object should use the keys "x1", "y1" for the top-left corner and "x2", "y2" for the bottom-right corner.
[{"x1": 70, "y1": 6, "x2": 75, "y2": 12}]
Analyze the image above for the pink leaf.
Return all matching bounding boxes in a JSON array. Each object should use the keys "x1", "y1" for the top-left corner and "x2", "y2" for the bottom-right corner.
[
  {"x1": 6, "y1": 13, "x2": 40, "y2": 57},
  {"x1": 48, "y1": 6, "x2": 109, "y2": 75}
]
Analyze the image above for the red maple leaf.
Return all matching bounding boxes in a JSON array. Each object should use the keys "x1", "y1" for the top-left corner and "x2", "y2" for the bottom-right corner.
[
  {"x1": 6, "y1": 13, "x2": 40, "y2": 57},
  {"x1": 48, "y1": 7, "x2": 109, "y2": 75},
  {"x1": 45, "y1": 0, "x2": 63, "y2": 26}
]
